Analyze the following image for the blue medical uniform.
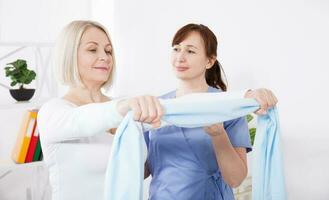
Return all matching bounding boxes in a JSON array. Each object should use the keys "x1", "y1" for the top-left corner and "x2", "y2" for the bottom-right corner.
[{"x1": 144, "y1": 87, "x2": 252, "y2": 200}]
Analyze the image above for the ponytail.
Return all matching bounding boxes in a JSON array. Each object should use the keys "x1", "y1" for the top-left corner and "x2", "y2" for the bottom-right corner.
[{"x1": 205, "y1": 60, "x2": 227, "y2": 91}]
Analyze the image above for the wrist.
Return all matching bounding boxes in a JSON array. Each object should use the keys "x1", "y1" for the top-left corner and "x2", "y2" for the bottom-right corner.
[
  {"x1": 209, "y1": 128, "x2": 226, "y2": 138},
  {"x1": 117, "y1": 99, "x2": 130, "y2": 116}
]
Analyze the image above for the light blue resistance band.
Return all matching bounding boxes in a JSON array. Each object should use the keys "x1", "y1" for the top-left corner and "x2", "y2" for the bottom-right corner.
[{"x1": 104, "y1": 93, "x2": 286, "y2": 200}]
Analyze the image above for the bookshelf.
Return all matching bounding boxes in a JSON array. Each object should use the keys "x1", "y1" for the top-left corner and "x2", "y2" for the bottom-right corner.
[
  {"x1": 0, "y1": 160, "x2": 44, "y2": 168},
  {"x1": 0, "y1": 42, "x2": 54, "y2": 164},
  {"x1": 0, "y1": 100, "x2": 45, "y2": 110},
  {"x1": 0, "y1": 43, "x2": 53, "y2": 200},
  {"x1": 0, "y1": 42, "x2": 57, "y2": 107},
  {"x1": 0, "y1": 104, "x2": 42, "y2": 163},
  {"x1": 0, "y1": 160, "x2": 51, "y2": 200},
  {"x1": 0, "y1": 104, "x2": 51, "y2": 200}
]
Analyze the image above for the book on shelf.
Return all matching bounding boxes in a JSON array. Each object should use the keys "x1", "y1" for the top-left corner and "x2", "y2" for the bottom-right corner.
[
  {"x1": 25, "y1": 119, "x2": 39, "y2": 163},
  {"x1": 11, "y1": 109, "x2": 42, "y2": 164},
  {"x1": 33, "y1": 129, "x2": 43, "y2": 162}
]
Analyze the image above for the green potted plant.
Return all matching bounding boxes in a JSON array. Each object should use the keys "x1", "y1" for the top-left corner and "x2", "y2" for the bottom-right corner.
[
  {"x1": 4, "y1": 59, "x2": 36, "y2": 101},
  {"x1": 246, "y1": 114, "x2": 256, "y2": 145}
]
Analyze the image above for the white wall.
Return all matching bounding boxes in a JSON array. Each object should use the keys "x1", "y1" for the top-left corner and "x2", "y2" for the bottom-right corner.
[
  {"x1": 0, "y1": 0, "x2": 94, "y2": 104},
  {"x1": 1, "y1": 0, "x2": 329, "y2": 199},
  {"x1": 0, "y1": 0, "x2": 92, "y2": 43}
]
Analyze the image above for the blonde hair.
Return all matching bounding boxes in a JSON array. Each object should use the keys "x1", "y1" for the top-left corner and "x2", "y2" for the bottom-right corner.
[{"x1": 54, "y1": 20, "x2": 116, "y2": 89}]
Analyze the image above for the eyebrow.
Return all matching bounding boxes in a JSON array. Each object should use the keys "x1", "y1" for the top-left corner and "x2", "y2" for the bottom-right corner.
[
  {"x1": 186, "y1": 45, "x2": 198, "y2": 49},
  {"x1": 84, "y1": 41, "x2": 111, "y2": 47},
  {"x1": 174, "y1": 44, "x2": 198, "y2": 49}
]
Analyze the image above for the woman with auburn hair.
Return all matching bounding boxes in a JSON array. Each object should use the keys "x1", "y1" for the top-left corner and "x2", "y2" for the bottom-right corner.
[
  {"x1": 144, "y1": 24, "x2": 278, "y2": 200},
  {"x1": 37, "y1": 20, "x2": 163, "y2": 200}
]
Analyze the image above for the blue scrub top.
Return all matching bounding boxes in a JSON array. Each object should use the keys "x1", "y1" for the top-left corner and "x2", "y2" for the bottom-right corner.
[{"x1": 144, "y1": 87, "x2": 252, "y2": 200}]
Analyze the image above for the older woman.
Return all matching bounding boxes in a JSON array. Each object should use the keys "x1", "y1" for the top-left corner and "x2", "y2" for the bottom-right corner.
[{"x1": 37, "y1": 20, "x2": 163, "y2": 200}]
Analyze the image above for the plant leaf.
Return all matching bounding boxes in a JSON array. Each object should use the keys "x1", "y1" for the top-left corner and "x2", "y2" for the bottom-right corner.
[
  {"x1": 4, "y1": 59, "x2": 36, "y2": 86},
  {"x1": 10, "y1": 81, "x2": 17, "y2": 87},
  {"x1": 246, "y1": 114, "x2": 254, "y2": 123},
  {"x1": 249, "y1": 128, "x2": 256, "y2": 146}
]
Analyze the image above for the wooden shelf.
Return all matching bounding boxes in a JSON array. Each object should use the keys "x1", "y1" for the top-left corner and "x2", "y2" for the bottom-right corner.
[
  {"x1": 0, "y1": 159, "x2": 45, "y2": 169},
  {"x1": 0, "y1": 99, "x2": 47, "y2": 110}
]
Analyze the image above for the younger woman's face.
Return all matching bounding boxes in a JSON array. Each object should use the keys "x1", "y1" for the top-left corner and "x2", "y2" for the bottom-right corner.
[
  {"x1": 77, "y1": 27, "x2": 113, "y2": 87},
  {"x1": 171, "y1": 31, "x2": 213, "y2": 81}
]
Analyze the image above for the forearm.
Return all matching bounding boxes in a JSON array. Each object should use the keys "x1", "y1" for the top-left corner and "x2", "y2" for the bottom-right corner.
[
  {"x1": 211, "y1": 132, "x2": 247, "y2": 188},
  {"x1": 38, "y1": 99, "x2": 124, "y2": 142}
]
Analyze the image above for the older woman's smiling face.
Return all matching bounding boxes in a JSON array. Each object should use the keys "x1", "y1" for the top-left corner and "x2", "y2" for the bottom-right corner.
[{"x1": 77, "y1": 27, "x2": 113, "y2": 87}]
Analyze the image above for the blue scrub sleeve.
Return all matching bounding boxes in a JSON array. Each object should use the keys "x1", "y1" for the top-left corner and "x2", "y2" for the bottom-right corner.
[{"x1": 224, "y1": 117, "x2": 252, "y2": 152}]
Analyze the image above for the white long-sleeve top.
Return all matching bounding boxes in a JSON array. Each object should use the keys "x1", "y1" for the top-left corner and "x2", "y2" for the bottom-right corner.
[{"x1": 37, "y1": 98, "x2": 124, "y2": 200}]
